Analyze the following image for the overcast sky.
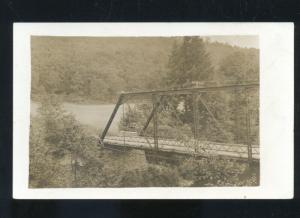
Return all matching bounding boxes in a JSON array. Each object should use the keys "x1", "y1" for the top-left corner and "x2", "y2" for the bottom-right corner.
[{"x1": 206, "y1": 36, "x2": 259, "y2": 49}]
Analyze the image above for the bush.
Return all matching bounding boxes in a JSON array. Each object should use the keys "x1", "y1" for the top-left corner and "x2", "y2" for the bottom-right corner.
[
  {"x1": 29, "y1": 115, "x2": 73, "y2": 187},
  {"x1": 30, "y1": 94, "x2": 258, "y2": 188},
  {"x1": 178, "y1": 157, "x2": 259, "y2": 187},
  {"x1": 30, "y1": 94, "x2": 100, "y2": 187},
  {"x1": 119, "y1": 164, "x2": 180, "y2": 187}
]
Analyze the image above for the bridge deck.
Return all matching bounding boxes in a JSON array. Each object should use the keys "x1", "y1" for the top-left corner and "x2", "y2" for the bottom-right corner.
[{"x1": 103, "y1": 135, "x2": 259, "y2": 160}]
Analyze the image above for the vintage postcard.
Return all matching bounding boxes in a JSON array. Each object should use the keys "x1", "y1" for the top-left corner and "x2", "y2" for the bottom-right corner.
[{"x1": 13, "y1": 23, "x2": 294, "y2": 199}]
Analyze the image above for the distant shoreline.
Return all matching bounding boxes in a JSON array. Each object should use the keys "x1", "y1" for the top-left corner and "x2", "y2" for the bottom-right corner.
[{"x1": 31, "y1": 95, "x2": 117, "y2": 106}]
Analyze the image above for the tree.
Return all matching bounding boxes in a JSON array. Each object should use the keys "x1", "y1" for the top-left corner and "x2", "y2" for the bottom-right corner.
[
  {"x1": 33, "y1": 94, "x2": 87, "y2": 186},
  {"x1": 218, "y1": 51, "x2": 259, "y2": 143},
  {"x1": 164, "y1": 37, "x2": 214, "y2": 88},
  {"x1": 162, "y1": 37, "x2": 219, "y2": 140}
]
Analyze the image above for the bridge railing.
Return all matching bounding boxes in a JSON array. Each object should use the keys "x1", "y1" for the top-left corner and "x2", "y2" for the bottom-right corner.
[{"x1": 100, "y1": 82, "x2": 259, "y2": 162}]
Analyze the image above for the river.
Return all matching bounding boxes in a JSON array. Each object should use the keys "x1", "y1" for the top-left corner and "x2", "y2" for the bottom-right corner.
[{"x1": 31, "y1": 101, "x2": 122, "y2": 134}]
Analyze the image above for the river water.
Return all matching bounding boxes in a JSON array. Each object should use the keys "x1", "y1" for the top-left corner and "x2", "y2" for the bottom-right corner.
[{"x1": 31, "y1": 101, "x2": 122, "y2": 134}]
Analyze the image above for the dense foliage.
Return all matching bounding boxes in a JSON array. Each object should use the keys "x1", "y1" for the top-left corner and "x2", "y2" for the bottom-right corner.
[
  {"x1": 29, "y1": 97, "x2": 258, "y2": 187},
  {"x1": 30, "y1": 36, "x2": 259, "y2": 187},
  {"x1": 31, "y1": 36, "x2": 258, "y2": 103},
  {"x1": 118, "y1": 36, "x2": 259, "y2": 144}
]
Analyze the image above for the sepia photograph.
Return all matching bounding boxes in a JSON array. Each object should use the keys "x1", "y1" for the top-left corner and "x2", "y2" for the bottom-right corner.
[
  {"x1": 29, "y1": 35, "x2": 259, "y2": 188},
  {"x1": 13, "y1": 23, "x2": 293, "y2": 199}
]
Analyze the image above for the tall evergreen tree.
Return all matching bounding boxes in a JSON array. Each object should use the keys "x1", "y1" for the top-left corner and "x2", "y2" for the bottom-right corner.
[
  {"x1": 165, "y1": 37, "x2": 214, "y2": 88},
  {"x1": 163, "y1": 37, "x2": 221, "y2": 140}
]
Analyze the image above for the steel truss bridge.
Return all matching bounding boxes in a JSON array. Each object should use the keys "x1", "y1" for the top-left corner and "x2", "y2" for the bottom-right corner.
[{"x1": 99, "y1": 82, "x2": 259, "y2": 162}]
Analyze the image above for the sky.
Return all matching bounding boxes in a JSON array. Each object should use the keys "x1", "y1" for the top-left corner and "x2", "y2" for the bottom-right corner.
[{"x1": 206, "y1": 35, "x2": 259, "y2": 49}]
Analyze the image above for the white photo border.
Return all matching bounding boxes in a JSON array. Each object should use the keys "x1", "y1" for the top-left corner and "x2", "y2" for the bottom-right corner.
[{"x1": 13, "y1": 23, "x2": 294, "y2": 199}]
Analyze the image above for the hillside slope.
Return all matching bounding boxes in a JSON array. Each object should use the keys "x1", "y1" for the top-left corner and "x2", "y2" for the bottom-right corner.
[{"x1": 31, "y1": 36, "x2": 258, "y2": 103}]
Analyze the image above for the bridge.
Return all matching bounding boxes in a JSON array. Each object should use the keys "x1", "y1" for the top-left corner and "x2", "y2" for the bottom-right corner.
[{"x1": 99, "y1": 82, "x2": 259, "y2": 162}]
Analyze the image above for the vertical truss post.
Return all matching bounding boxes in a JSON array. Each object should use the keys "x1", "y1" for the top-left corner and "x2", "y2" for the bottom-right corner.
[
  {"x1": 139, "y1": 96, "x2": 163, "y2": 136},
  {"x1": 245, "y1": 88, "x2": 252, "y2": 162},
  {"x1": 139, "y1": 109, "x2": 155, "y2": 136},
  {"x1": 122, "y1": 103, "x2": 126, "y2": 147},
  {"x1": 152, "y1": 95, "x2": 159, "y2": 151},
  {"x1": 192, "y1": 93, "x2": 199, "y2": 139}
]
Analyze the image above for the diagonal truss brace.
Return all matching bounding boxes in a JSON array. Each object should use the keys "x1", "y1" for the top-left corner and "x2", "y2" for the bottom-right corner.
[{"x1": 99, "y1": 94, "x2": 124, "y2": 146}]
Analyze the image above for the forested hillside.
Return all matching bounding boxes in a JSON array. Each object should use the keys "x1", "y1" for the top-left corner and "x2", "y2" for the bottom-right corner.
[
  {"x1": 29, "y1": 36, "x2": 260, "y2": 188},
  {"x1": 31, "y1": 36, "x2": 259, "y2": 103}
]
